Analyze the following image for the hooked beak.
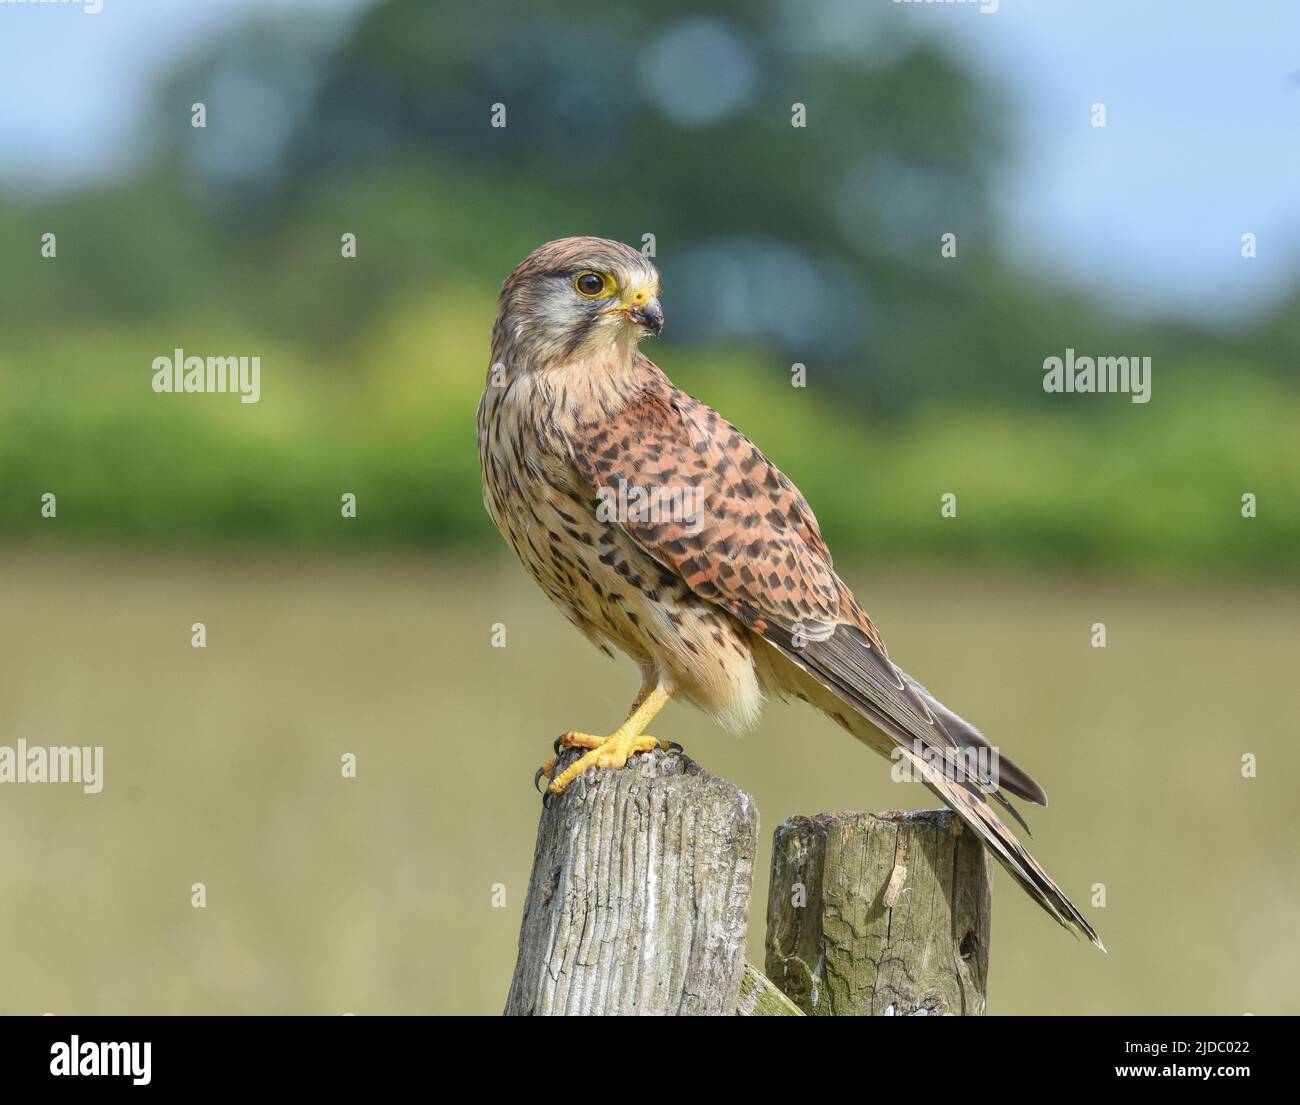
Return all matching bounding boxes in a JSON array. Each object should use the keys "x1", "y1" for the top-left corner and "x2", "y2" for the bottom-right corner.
[{"x1": 627, "y1": 295, "x2": 664, "y2": 336}]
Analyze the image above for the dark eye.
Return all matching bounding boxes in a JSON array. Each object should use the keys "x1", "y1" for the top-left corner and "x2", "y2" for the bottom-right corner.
[{"x1": 575, "y1": 272, "x2": 607, "y2": 297}]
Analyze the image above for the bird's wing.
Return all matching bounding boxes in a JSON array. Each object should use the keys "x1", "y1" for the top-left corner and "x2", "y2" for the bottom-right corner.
[
  {"x1": 573, "y1": 364, "x2": 845, "y2": 634},
  {"x1": 570, "y1": 365, "x2": 991, "y2": 788},
  {"x1": 569, "y1": 364, "x2": 1102, "y2": 948}
]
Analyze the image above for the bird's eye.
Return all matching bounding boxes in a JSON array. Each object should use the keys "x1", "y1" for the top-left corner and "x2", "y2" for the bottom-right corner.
[{"x1": 574, "y1": 271, "x2": 611, "y2": 298}]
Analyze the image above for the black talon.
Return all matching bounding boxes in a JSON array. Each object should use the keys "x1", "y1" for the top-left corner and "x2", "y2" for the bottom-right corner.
[
  {"x1": 533, "y1": 766, "x2": 549, "y2": 793},
  {"x1": 542, "y1": 788, "x2": 556, "y2": 809},
  {"x1": 666, "y1": 741, "x2": 684, "y2": 753},
  {"x1": 553, "y1": 734, "x2": 565, "y2": 755}
]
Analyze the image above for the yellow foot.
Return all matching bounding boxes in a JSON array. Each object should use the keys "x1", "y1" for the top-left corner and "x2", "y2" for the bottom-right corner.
[
  {"x1": 555, "y1": 731, "x2": 677, "y2": 755},
  {"x1": 532, "y1": 740, "x2": 682, "y2": 795},
  {"x1": 532, "y1": 685, "x2": 677, "y2": 804},
  {"x1": 546, "y1": 732, "x2": 676, "y2": 798}
]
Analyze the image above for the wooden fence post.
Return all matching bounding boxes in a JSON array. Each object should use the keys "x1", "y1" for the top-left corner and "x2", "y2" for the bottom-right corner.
[
  {"x1": 505, "y1": 748, "x2": 758, "y2": 1015},
  {"x1": 765, "y1": 810, "x2": 992, "y2": 1016},
  {"x1": 735, "y1": 964, "x2": 804, "y2": 1016}
]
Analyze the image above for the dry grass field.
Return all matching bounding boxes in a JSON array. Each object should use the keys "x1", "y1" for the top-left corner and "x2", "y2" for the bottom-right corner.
[{"x1": 1, "y1": 547, "x2": 1296, "y2": 1014}]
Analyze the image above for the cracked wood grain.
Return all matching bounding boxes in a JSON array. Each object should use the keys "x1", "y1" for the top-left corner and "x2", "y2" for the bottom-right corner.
[
  {"x1": 505, "y1": 748, "x2": 758, "y2": 1016},
  {"x1": 765, "y1": 809, "x2": 992, "y2": 1016}
]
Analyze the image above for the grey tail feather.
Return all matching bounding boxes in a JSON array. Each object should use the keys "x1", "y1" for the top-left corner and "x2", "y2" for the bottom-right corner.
[
  {"x1": 905, "y1": 742, "x2": 1106, "y2": 951},
  {"x1": 900, "y1": 668, "x2": 1049, "y2": 807},
  {"x1": 991, "y1": 787, "x2": 1034, "y2": 836},
  {"x1": 755, "y1": 621, "x2": 1103, "y2": 949}
]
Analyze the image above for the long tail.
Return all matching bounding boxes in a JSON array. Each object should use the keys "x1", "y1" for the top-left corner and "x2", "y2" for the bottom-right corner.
[
  {"x1": 836, "y1": 704, "x2": 1106, "y2": 951},
  {"x1": 894, "y1": 731, "x2": 1105, "y2": 951},
  {"x1": 759, "y1": 624, "x2": 1105, "y2": 951}
]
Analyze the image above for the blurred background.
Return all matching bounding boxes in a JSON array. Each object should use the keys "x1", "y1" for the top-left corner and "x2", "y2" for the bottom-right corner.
[{"x1": 1, "y1": 0, "x2": 1297, "y2": 1015}]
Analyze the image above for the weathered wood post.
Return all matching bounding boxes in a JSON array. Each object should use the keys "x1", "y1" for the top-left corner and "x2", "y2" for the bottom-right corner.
[
  {"x1": 505, "y1": 748, "x2": 759, "y2": 1015},
  {"x1": 765, "y1": 810, "x2": 992, "y2": 1016},
  {"x1": 735, "y1": 963, "x2": 804, "y2": 1016}
]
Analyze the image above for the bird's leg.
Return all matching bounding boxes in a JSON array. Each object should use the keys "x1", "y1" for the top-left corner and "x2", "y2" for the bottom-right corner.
[
  {"x1": 534, "y1": 673, "x2": 678, "y2": 793},
  {"x1": 622, "y1": 667, "x2": 658, "y2": 719},
  {"x1": 545, "y1": 686, "x2": 675, "y2": 798}
]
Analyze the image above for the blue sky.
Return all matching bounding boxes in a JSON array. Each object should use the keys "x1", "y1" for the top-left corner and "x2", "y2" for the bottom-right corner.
[
  {"x1": 931, "y1": 0, "x2": 1300, "y2": 321},
  {"x1": 1, "y1": 0, "x2": 1296, "y2": 323}
]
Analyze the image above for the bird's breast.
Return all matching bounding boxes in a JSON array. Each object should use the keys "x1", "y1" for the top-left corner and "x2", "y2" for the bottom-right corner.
[{"x1": 477, "y1": 369, "x2": 763, "y2": 732}]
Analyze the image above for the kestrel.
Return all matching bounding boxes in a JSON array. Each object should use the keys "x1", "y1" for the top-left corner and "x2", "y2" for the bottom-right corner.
[{"x1": 477, "y1": 237, "x2": 1102, "y2": 949}]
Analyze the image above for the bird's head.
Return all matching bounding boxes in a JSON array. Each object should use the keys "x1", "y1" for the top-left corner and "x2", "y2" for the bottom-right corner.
[{"x1": 496, "y1": 237, "x2": 663, "y2": 367}]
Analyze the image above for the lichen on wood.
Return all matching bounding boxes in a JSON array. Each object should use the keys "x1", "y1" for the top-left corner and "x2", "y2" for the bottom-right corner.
[
  {"x1": 734, "y1": 964, "x2": 804, "y2": 1016},
  {"x1": 765, "y1": 809, "x2": 992, "y2": 1016}
]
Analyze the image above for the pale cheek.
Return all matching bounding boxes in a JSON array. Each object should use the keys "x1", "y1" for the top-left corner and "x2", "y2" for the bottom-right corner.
[
  {"x1": 512, "y1": 295, "x2": 624, "y2": 361},
  {"x1": 534, "y1": 299, "x2": 586, "y2": 334}
]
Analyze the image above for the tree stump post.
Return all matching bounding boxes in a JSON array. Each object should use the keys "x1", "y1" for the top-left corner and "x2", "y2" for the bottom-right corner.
[
  {"x1": 505, "y1": 748, "x2": 758, "y2": 1015},
  {"x1": 765, "y1": 810, "x2": 992, "y2": 1016}
]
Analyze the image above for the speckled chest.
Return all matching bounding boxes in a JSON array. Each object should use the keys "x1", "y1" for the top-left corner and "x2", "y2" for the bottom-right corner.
[
  {"x1": 477, "y1": 366, "x2": 763, "y2": 725},
  {"x1": 477, "y1": 379, "x2": 679, "y2": 658}
]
